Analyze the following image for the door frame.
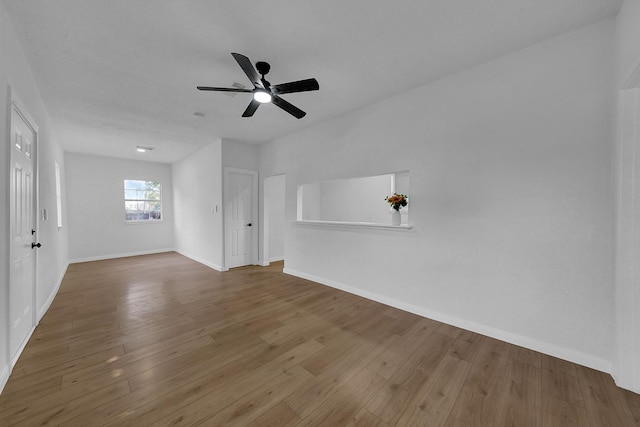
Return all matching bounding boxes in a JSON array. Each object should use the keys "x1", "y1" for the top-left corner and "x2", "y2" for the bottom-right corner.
[
  {"x1": 7, "y1": 87, "x2": 39, "y2": 368},
  {"x1": 222, "y1": 167, "x2": 258, "y2": 270},
  {"x1": 614, "y1": 55, "x2": 640, "y2": 393}
]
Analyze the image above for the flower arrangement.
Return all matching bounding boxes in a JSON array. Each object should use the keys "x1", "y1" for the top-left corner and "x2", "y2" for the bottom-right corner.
[{"x1": 385, "y1": 193, "x2": 408, "y2": 211}]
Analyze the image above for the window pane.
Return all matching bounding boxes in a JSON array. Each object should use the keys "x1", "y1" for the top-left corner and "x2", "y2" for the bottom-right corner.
[
  {"x1": 124, "y1": 189, "x2": 139, "y2": 199},
  {"x1": 124, "y1": 201, "x2": 137, "y2": 221},
  {"x1": 124, "y1": 180, "x2": 144, "y2": 190},
  {"x1": 124, "y1": 179, "x2": 162, "y2": 221},
  {"x1": 150, "y1": 201, "x2": 161, "y2": 220},
  {"x1": 134, "y1": 201, "x2": 149, "y2": 220}
]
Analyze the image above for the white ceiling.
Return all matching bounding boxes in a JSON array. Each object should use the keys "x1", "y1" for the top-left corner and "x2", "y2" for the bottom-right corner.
[{"x1": 3, "y1": 0, "x2": 622, "y2": 163}]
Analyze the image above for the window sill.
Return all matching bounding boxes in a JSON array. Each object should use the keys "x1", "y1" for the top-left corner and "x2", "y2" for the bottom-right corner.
[{"x1": 293, "y1": 220, "x2": 414, "y2": 231}]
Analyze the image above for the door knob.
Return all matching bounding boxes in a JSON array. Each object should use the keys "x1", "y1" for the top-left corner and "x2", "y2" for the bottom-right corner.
[
  {"x1": 31, "y1": 242, "x2": 41, "y2": 249},
  {"x1": 246, "y1": 223, "x2": 252, "y2": 227}
]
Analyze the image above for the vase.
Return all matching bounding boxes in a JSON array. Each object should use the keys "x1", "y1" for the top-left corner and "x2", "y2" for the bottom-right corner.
[{"x1": 391, "y1": 209, "x2": 401, "y2": 226}]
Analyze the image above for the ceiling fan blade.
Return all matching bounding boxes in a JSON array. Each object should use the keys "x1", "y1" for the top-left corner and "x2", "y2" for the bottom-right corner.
[
  {"x1": 231, "y1": 52, "x2": 263, "y2": 89},
  {"x1": 196, "y1": 86, "x2": 252, "y2": 92},
  {"x1": 271, "y1": 78, "x2": 319, "y2": 95},
  {"x1": 242, "y1": 99, "x2": 260, "y2": 117},
  {"x1": 272, "y1": 95, "x2": 306, "y2": 119}
]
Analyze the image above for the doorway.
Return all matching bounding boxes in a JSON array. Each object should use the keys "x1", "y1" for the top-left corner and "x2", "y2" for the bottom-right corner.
[
  {"x1": 615, "y1": 84, "x2": 640, "y2": 393},
  {"x1": 8, "y1": 94, "x2": 38, "y2": 366},
  {"x1": 224, "y1": 168, "x2": 258, "y2": 269},
  {"x1": 263, "y1": 174, "x2": 286, "y2": 266}
]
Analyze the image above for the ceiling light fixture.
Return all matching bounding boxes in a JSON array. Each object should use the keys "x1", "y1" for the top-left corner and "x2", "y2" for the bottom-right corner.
[
  {"x1": 197, "y1": 52, "x2": 319, "y2": 119},
  {"x1": 136, "y1": 145, "x2": 154, "y2": 153},
  {"x1": 253, "y1": 90, "x2": 272, "y2": 104}
]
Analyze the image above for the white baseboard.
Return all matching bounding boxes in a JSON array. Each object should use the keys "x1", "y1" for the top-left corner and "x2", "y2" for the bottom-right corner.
[
  {"x1": 69, "y1": 248, "x2": 175, "y2": 264},
  {"x1": 283, "y1": 268, "x2": 612, "y2": 375},
  {"x1": 2, "y1": 323, "x2": 38, "y2": 395},
  {"x1": 2, "y1": 262, "x2": 70, "y2": 396},
  {"x1": 611, "y1": 371, "x2": 640, "y2": 395},
  {"x1": 10, "y1": 325, "x2": 36, "y2": 369},
  {"x1": 258, "y1": 257, "x2": 283, "y2": 267},
  {"x1": 174, "y1": 250, "x2": 222, "y2": 272},
  {"x1": 0, "y1": 365, "x2": 9, "y2": 396},
  {"x1": 38, "y1": 263, "x2": 68, "y2": 321}
]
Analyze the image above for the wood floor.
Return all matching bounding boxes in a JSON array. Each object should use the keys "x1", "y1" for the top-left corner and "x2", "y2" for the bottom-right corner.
[{"x1": 1, "y1": 252, "x2": 639, "y2": 426}]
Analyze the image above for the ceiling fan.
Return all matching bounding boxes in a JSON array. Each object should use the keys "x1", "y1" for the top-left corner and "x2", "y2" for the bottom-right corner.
[{"x1": 197, "y1": 52, "x2": 319, "y2": 119}]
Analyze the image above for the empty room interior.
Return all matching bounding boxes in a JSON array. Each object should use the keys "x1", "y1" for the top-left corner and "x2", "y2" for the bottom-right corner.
[{"x1": 2, "y1": 0, "x2": 640, "y2": 425}]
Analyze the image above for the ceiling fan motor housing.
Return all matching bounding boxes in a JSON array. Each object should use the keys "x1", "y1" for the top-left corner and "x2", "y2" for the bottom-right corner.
[{"x1": 255, "y1": 61, "x2": 271, "y2": 76}]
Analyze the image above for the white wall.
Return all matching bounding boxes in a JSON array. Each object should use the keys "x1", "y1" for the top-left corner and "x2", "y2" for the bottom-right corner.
[
  {"x1": 0, "y1": 3, "x2": 69, "y2": 391},
  {"x1": 260, "y1": 19, "x2": 616, "y2": 372},
  {"x1": 172, "y1": 140, "x2": 224, "y2": 270},
  {"x1": 36, "y1": 138, "x2": 69, "y2": 315},
  {"x1": 222, "y1": 139, "x2": 259, "y2": 170},
  {"x1": 65, "y1": 152, "x2": 174, "y2": 262}
]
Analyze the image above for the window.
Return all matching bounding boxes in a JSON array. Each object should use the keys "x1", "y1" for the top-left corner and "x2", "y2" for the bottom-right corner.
[{"x1": 124, "y1": 180, "x2": 162, "y2": 222}]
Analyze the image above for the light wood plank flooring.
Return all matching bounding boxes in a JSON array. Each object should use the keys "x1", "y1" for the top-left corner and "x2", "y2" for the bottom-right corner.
[{"x1": 1, "y1": 252, "x2": 639, "y2": 426}]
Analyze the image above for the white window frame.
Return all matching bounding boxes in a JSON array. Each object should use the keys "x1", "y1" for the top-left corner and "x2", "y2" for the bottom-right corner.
[{"x1": 124, "y1": 179, "x2": 163, "y2": 223}]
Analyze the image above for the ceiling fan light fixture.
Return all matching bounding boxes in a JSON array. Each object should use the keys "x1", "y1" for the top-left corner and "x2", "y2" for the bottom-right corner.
[
  {"x1": 253, "y1": 91, "x2": 272, "y2": 104},
  {"x1": 197, "y1": 52, "x2": 318, "y2": 118}
]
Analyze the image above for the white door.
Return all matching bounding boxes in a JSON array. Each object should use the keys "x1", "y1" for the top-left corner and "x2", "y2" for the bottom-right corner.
[
  {"x1": 9, "y1": 100, "x2": 38, "y2": 363},
  {"x1": 225, "y1": 168, "x2": 257, "y2": 269}
]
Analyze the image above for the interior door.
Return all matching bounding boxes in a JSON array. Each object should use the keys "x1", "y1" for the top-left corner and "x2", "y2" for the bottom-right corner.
[
  {"x1": 225, "y1": 168, "x2": 257, "y2": 269},
  {"x1": 9, "y1": 100, "x2": 38, "y2": 363}
]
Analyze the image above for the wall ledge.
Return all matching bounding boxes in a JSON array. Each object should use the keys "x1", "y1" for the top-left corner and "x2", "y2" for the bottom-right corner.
[{"x1": 294, "y1": 219, "x2": 414, "y2": 231}]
